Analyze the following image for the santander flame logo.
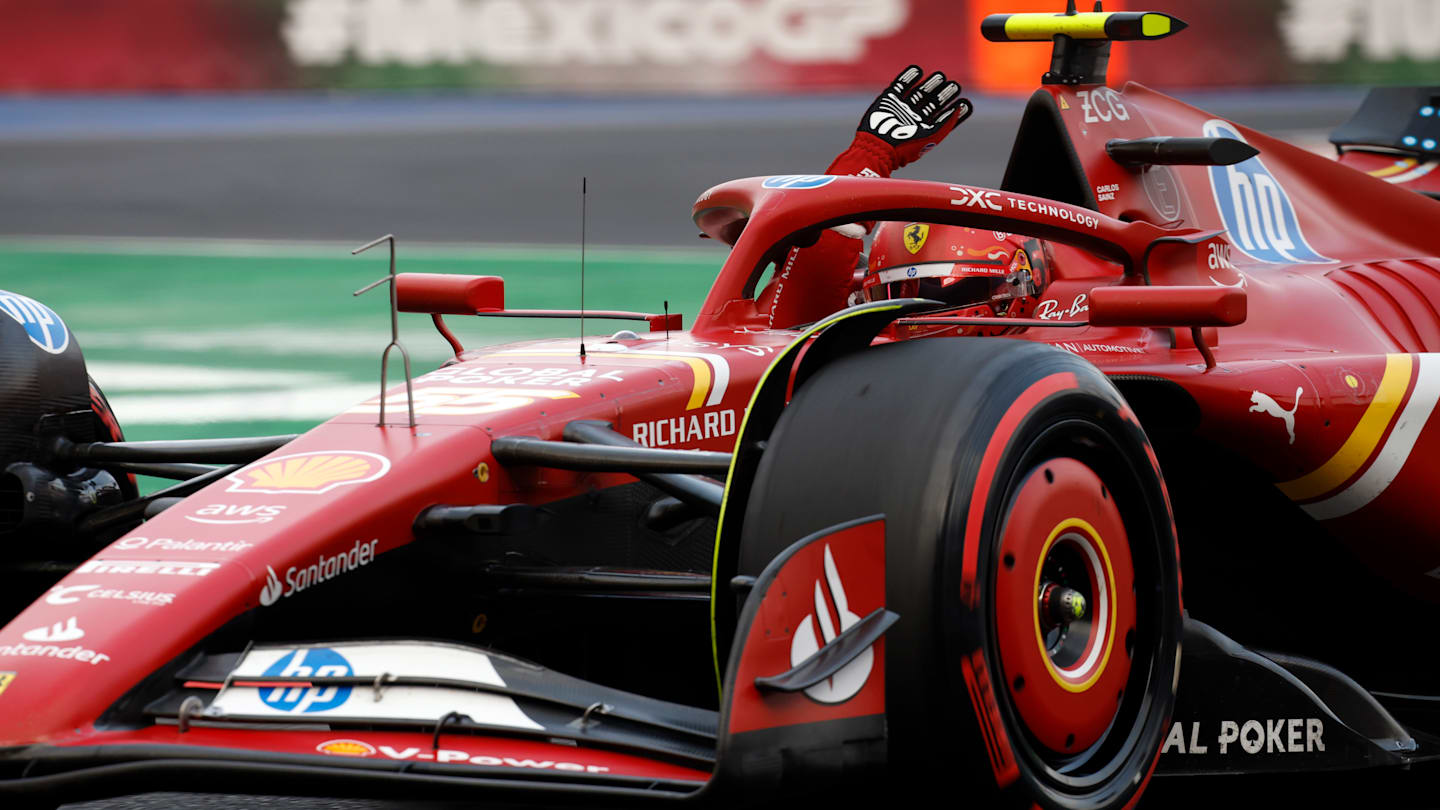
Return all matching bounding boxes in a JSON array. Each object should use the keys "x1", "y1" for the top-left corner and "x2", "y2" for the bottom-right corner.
[
  {"x1": 259, "y1": 566, "x2": 285, "y2": 607},
  {"x1": 789, "y1": 545, "x2": 873, "y2": 704},
  {"x1": 226, "y1": 451, "x2": 390, "y2": 495},
  {"x1": 23, "y1": 616, "x2": 85, "y2": 642}
]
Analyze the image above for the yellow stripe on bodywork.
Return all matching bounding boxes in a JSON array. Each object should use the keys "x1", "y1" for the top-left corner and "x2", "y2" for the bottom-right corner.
[
  {"x1": 709, "y1": 303, "x2": 906, "y2": 693},
  {"x1": 489, "y1": 349, "x2": 712, "y2": 410},
  {"x1": 1278, "y1": 353, "x2": 1412, "y2": 501},
  {"x1": 1367, "y1": 158, "x2": 1419, "y2": 179}
]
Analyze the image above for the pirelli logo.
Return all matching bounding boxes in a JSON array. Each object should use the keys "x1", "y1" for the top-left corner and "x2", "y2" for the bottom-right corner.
[
  {"x1": 76, "y1": 559, "x2": 220, "y2": 577},
  {"x1": 961, "y1": 649, "x2": 1019, "y2": 789}
]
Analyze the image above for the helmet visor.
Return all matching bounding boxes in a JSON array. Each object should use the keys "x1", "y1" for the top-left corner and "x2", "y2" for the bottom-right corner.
[{"x1": 862, "y1": 254, "x2": 1035, "y2": 308}]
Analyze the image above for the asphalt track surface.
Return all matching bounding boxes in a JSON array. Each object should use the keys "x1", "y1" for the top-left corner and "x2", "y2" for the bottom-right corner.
[
  {"x1": 0, "y1": 87, "x2": 1388, "y2": 809},
  {"x1": 0, "y1": 88, "x2": 1361, "y2": 246}
]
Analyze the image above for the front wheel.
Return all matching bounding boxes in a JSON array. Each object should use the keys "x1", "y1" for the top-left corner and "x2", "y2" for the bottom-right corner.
[{"x1": 738, "y1": 338, "x2": 1181, "y2": 809}]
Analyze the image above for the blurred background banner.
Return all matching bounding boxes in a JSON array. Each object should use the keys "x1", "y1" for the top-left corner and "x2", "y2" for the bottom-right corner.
[
  {"x1": 0, "y1": 0, "x2": 294, "y2": 91},
  {"x1": 2, "y1": 0, "x2": 1438, "y2": 94},
  {"x1": 0, "y1": 1, "x2": 1386, "y2": 493}
]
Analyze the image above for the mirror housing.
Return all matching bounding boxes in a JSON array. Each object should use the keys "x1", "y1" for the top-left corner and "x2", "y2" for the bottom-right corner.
[
  {"x1": 1088, "y1": 285, "x2": 1246, "y2": 328},
  {"x1": 396, "y1": 273, "x2": 504, "y2": 315}
]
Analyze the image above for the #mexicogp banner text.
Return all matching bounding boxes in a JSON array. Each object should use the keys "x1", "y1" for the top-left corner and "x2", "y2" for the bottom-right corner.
[{"x1": 0, "y1": 0, "x2": 1436, "y2": 92}]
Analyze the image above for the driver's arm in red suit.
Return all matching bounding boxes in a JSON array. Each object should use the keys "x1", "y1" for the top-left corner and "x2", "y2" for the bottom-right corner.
[{"x1": 756, "y1": 66, "x2": 972, "y2": 328}]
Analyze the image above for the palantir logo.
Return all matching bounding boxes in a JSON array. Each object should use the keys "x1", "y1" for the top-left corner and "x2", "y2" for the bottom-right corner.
[
  {"x1": 1202, "y1": 120, "x2": 1332, "y2": 265},
  {"x1": 789, "y1": 544, "x2": 873, "y2": 704},
  {"x1": 258, "y1": 648, "x2": 353, "y2": 713},
  {"x1": 762, "y1": 175, "x2": 837, "y2": 190},
  {"x1": 0, "y1": 290, "x2": 69, "y2": 354}
]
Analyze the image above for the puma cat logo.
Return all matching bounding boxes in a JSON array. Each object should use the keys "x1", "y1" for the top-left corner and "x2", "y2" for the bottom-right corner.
[{"x1": 1249, "y1": 387, "x2": 1302, "y2": 444}]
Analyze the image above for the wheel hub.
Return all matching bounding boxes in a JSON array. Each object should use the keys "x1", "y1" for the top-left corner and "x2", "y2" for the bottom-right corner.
[{"x1": 994, "y1": 457, "x2": 1136, "y2": 755}]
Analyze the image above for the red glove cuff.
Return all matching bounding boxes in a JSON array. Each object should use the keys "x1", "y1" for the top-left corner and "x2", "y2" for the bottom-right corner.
[{"x1": 826, "y1": 132, "x2": 898, "y2": 178}]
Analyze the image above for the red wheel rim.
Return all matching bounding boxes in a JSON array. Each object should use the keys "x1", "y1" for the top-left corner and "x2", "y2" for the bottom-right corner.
[{"x1": 994, "y1": 456, "x2": 1136, "y2": 754}]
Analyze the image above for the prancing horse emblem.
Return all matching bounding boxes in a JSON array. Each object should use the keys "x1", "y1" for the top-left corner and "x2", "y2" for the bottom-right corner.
[
  {"x1": 1249, "y1": 387, "x2": 1302, "y2": 445},
  {"x1": 903, "y1": 223, "x2": 929, "y2": 254}
]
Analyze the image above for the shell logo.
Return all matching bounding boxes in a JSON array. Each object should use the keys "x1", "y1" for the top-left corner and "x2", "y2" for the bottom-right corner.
[
  {"x1": 316, "y1": 739, "x2": 375, "y2": 757},
  {"x1": 227, "y1": 451, "x2": 391, "y2": 495}
]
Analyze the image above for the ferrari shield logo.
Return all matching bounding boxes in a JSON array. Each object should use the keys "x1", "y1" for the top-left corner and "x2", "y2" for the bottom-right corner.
[
  {"x1": 903, "y1": 223, "x2": 929, "y2": 254},
  {"x1": 0, "y1": 671, "x2": 14, "y2": 697}
]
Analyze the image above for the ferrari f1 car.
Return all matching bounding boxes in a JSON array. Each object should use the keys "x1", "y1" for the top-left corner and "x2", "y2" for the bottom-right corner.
[{"x1": 4, "y1": 7, "x2": 1440, "y2": 809}]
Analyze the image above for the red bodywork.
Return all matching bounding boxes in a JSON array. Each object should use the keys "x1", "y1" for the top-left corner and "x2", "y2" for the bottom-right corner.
[{"x1": 4, "y1": 79, "x2": 1440, "y2": 797}]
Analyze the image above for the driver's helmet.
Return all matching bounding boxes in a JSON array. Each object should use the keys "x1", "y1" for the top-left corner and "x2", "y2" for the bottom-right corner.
[{"x1": 863, "y1": 223, "x2": 1050, "y2": 333}]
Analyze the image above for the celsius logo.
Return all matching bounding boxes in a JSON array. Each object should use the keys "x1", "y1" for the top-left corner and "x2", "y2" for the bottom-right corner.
[
  {"x1": 259, "y1": 648, "x2": 353, "y2": 713},
  {"x1": 1202, "y1": 120, "x2": 1332, "y2": 264},
  {"x1": 46, "y1": 585, "x2": 101, "y2": 605},
  {"x1": 46, "y1": 583, "x2": 174, "y2": 607},
  {"x1": 790, "y1": 545, "x2": 873, "y2": 704},
  {"x1": 22, "y1": 616, "x2": 84, "y2": 642},
  {"x1": 762, "y1": 175, "x2": 836, "y2": 189},
  {"x1": 0, "y1": 291, "x2": 69, "y2": 354}
]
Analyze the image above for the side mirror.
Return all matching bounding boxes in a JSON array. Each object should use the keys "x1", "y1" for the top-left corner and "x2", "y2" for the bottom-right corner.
[
  {"x1": 395, "y1": 273, "x2": 504, "y2": 315},
  {"x1": 1088, "y1": 285, "x2": 1246, "y2": 327}
]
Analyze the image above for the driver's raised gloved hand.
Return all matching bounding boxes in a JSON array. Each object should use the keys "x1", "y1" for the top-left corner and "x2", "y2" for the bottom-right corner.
[
  {"x1": 758, "y1": 67, "x2": 969, "y2": 328},
  {"x1": 827, "y1": 65, "x2": 972, "y2": 178}
]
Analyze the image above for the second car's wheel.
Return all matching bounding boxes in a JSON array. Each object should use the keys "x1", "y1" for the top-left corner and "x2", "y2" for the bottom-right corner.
[{"x1": 737, "y1": 337, "x2": 1181, "y2": 810}]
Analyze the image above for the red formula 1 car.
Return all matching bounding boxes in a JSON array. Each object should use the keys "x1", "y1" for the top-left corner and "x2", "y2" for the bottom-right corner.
[{"x1": 4, "y1": 8, "x2": 1440, "y2": 809}]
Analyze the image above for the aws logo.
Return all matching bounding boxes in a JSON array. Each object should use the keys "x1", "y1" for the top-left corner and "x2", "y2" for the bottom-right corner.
[
  {"x1": 1203, "y1": 120, "x2": 1331, "y2": 265},
  {"x1": 186, "y1": 503, "x2": 286, "y2": 525}
]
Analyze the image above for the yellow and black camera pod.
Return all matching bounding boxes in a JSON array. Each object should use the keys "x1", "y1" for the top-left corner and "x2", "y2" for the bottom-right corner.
[{"x1": 980, "y1": 3, "x2": 1187, "y2": 86}]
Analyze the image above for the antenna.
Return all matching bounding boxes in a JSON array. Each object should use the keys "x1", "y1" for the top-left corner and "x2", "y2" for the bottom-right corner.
[
  {"x1": 663, "y1": 300, "x2": 670, "y2": 341},
  {"x1": 352, "y1": 234, "x2": 415, "y2": 429},
  {"x1": 579, "y1": 177, "x2": 588, "y2": 361}
]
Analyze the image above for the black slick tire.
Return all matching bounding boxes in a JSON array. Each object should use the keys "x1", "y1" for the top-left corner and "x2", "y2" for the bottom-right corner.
[{"x1": 737, "y1": 337, "x2": 1181, "y2": 810}]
